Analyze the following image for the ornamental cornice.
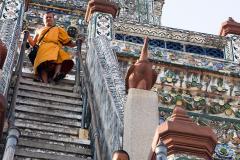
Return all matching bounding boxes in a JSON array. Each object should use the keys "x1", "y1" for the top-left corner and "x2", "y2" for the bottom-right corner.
[
  {"x1": 114, "y1": 20, "x2": 228, "y2": 49},
  {"x1": 28, "y1": 0, "x2": 87, "y2": 16},
  {"x1": 112, "y1": 41, "x2": 240, "y2": 77}
]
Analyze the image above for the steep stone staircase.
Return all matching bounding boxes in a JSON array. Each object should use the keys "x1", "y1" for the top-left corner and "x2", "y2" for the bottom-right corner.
[{"x1": 6, "y1": 72, "x2": 92, "y2": 160}]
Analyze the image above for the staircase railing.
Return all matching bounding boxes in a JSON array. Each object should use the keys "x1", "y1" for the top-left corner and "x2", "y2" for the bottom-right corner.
[
  {"x1": 2, "y1": 28, "x2": 28, "y2": 160},
  {"x1": 84, "y1": 36, "x2": 126, "y2": 160},
  {"x1": 0, "y1": 3, "x2": 24, "y2": 97},
  {"x1": 75, "y1": 39, "x2": 101, "y2": 160},
  {"x1": 76, "y1": 36, "x2": 127, "y2": 159}
]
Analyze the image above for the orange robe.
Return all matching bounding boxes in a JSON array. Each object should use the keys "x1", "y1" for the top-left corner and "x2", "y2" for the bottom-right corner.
[{"x1": 33, "y1": 26, "x2": 73, "y2": 74}]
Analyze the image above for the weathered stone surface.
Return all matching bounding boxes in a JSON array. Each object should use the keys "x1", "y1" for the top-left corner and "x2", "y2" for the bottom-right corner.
[
  {"x1": 123, "y1": 88, "x2": 159, "y2": 160},
  {"x1": 6, "y1": 74, "x2": 92, "y2": 159},
  {"x1": 18, "y1": 138, "x2": 91, "y2": 155},
  {"x1": 15, "y1": 112, "x2": 81, "y2": 127},
  {"x1": 17, "y1": 90, "x2": 82, "y2": 105},
  {"x1": 16, "y1": 98, "x2": 82, "y2": 112},
  {"x1": 15, "y1": 105, "x2": 82, "y2": 119},
  {"x1": 20, "y1": 128, "x2": 90, "y2": 145},
  {"x1": 18, "y1": 84, "x2": 80, "y2": 98},
  {"x1": 15, "y1": 148, "x2": 90, "y2": 160}
]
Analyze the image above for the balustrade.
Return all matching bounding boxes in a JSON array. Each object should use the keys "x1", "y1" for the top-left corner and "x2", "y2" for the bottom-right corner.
[{"x1": 0, "y1": 0, "x2": 24, "y2": 96}]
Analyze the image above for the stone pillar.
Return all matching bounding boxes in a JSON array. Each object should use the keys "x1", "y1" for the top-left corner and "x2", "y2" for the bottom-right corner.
[
  {"x1": 123, "y1": 88, "x2": 159, "y2": 160},
  {"x1": 2, "y1": 127, "x2": 20, "y2": 160},
  {"x1": 219, "y1": 17, "x2": 240, "y2": 62},
  {"x1": 85, "y1": 0, "x2": 119, "y2": 40},
  {"x1": 149, "y1": 105, "x2": 217, "y2": 160}
]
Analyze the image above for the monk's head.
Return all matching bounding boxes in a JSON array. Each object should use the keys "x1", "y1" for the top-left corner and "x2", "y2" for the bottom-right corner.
[
  {"x1": 43, "y1": 11, "x2": 55, "y2": 27},
  {"x1": 112, "y1": 150, "x2": 130, "y2": 160}
]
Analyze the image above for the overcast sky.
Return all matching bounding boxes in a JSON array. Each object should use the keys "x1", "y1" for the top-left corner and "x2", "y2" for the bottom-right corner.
[{"x1": 161, "y1": 0, "x2": 240, "y2": 35}]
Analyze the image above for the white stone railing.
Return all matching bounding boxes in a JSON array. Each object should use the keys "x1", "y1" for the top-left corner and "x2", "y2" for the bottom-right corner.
[
  {"x1": 86, "y1": 36, "x2": 126, "y2": 159},
  {"x1": 0, "y1": 0, "x2": 24, "y2": 95}
]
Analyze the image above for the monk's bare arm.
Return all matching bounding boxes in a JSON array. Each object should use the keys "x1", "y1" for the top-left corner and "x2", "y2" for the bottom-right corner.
[
  {"x1": 65, "y1": 41, "x2": 76, "y2": 47},
  {"x1": 65, "y1": 37, "x2": 85, "y2": 48},
  {"x1": 28, "y1": 34, "x2": 39, "y2": 47}
]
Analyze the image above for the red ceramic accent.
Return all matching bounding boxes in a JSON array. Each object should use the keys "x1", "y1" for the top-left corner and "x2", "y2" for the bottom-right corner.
[
  {"x1": 149, "y1": 106, "x2": 217, "y2": 160},
  {"x1": 85, "y1": 0, "x2": 119, "y2": 23},
  {"x1": 125, "y1": 37, "x2": 157, "y2": 92},
  {"x1": 220, "y1": 17, "x2": 240, "y2": 36}
]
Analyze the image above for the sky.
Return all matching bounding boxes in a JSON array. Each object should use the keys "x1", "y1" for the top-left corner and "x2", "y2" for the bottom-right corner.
[{"x1": 161, "y1": 0, "x2": 240, "y2": 35}]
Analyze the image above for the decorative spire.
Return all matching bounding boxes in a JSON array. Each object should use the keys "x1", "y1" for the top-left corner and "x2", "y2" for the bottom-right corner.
[
  {"x1": 149, "y1": 105, "x2": 217, "y2": 160},
  {"x1": 219, "y1": 17, "x2": 240, "y2": 36}
]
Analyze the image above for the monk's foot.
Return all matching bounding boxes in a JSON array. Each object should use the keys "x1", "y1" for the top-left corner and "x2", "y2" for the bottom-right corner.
[
  {"x1": 53, "y1": 72, "x2": 65, "y2": 82},
  {"x1": 33, "y1": 75, "x2": 42, "y2": 82}
]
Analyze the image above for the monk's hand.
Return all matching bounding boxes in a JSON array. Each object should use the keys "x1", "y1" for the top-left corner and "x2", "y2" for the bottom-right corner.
[{"x1": 77, "y1": 35, "x2": 85, "y2": 43}]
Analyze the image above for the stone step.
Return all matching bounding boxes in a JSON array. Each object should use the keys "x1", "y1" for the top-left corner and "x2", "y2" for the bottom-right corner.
[
  {"x1": 15, "y1": 119, "x2": 79, "y2": 136},
  {"x1": 15, "y1": 105, "x2": 82, "y2": 120},
  {"x1": 17, "y1": 88, "x2": 81, "y2": 102},
  {"x1": 18, "y1": 83, "x2": 80, "y2": 98},
  {"x1": 21, "y1": 72, "x2": 75, "y2": 85},
  {"x1": 19, "y1": 77, "x2": 74, "y2": 92},
  {"x1": 21, "y1": 67, "x2": 77, "y2": 79},
  {"x1": 15, "y1": 148, "x2": 91, "y2": 160},
  {"x1": 16, "y1": 98, "x2": 82, "y2": 112},
  {"x1": 15, "y1": 112, "x2": 81, "y2": 128},
  {"x1": 18, "y1": 138, "x2": 91, "y2": 156},
  {"x1": 20, "y1": 128, "x2": 90, "y2": 145},
  {"x1": 23, "y1": 61, "x2": 76, "y2": 79},
  {"x1": 17, "y1": 90, "x2": 82, "y2": 105},
  {"x1": 14, "y1": 156, "x2": 43, "y2": 160}
]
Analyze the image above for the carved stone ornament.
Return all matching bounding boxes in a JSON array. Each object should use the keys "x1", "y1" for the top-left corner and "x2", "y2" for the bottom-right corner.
[
  {"x1": 125, "y1": 60, "x2": 157, "y2": 92},
  {"x1": 125, "y1": 37, "x2": 157, "y2": 92}
]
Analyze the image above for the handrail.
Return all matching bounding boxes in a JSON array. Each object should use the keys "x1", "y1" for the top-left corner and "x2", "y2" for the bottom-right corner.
[
  {"x1": 76, "y1": 39, "x2": 102, "y2": 160},
  {"x1": 85, "y1": 36, "x2": 126, "y2": 159},
  {"x1": 2, "y1": 30, "x2": 29, "y2": 160},
  {"x1": 0, "y1": 3, "x2": 24, "y2": 96},
  {"x1": 7, "y1": 30, "x2": 29, "y2": 126}
]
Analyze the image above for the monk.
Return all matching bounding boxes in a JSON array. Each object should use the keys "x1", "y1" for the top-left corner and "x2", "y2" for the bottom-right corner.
[
  {"x1": 125, "y1": 36, "x2": 157, "y2": 92},
  {"x1": 28, "y1": 11, "x2": 76, "y2": 83}
]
